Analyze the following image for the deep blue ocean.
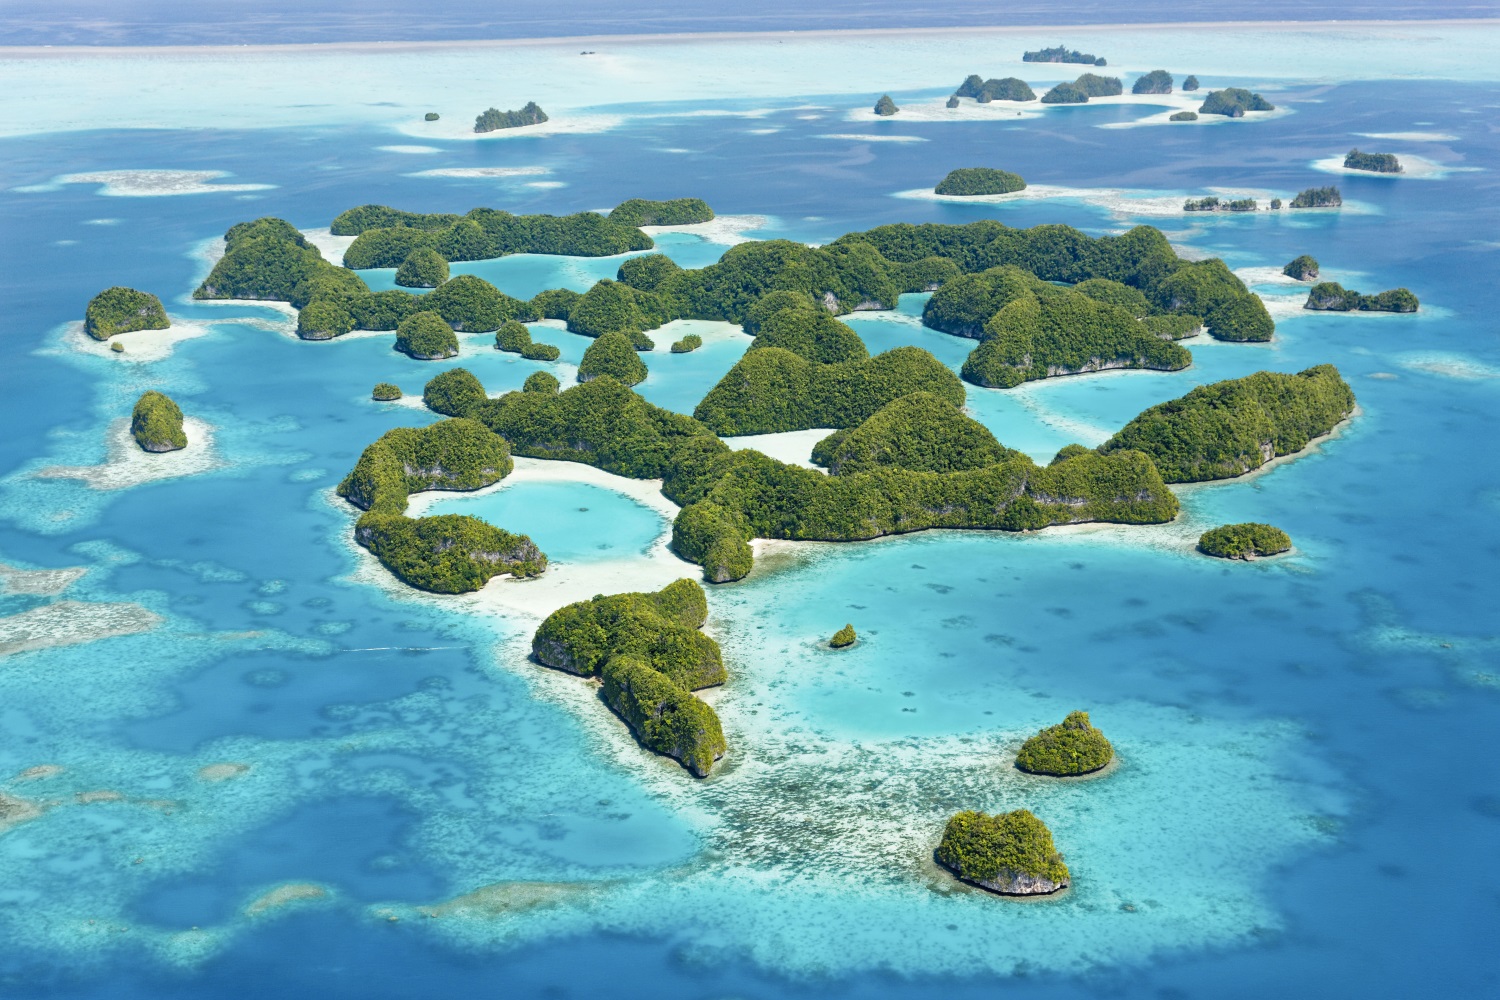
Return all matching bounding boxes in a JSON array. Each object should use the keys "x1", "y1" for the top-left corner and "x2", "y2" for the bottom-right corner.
[{"x1": 0, "y1": 68, "x2": 1498, "y2": 1000}]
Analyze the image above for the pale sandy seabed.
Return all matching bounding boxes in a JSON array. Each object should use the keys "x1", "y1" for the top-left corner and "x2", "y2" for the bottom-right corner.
[
  {"x1": 818, "y1": 133, "x2": 927, "y2": 142},
  {"x1": 1395, "y1": 352, "x2": 1500, "y2": 379},
  {"x1": 375, "y1": 144, "x2": 442, "y2": 154},
  {"x1": 0, "y1": 563, "x2": 86, "y2": 596},
  {"x1": 640, "y1": 214, "x2": 770, "y2": 246},
  {"x1": 723, "y1": 429, "x2": 831, "y2": 468},
  {"x1": 406, "y1": 166, "x2": 552, "y2": 179},
  {"x1": 53, "y1": 318, "x2": 215, "y2": 364},
  {"x1": 15, "y1": 169, "x2": 275, "y2": 197},
  {"x1": 36, "y1": 417, "x2": 219, "y2": 491},
  {"x1": 1355, "y1": 131, "x2": 1459, "y2": 142},
  {"x1": 1311, "y1": 153, "x2": 1470, "y2": 179},
  {"x1": 300, "y1": 227, "x2": 357, "y2": 266},
  {"x1": 0, "y1": 600, "x2": 162, "y2": 656}
]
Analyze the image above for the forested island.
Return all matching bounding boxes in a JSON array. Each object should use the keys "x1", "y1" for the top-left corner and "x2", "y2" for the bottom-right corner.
[
  {"x1": 578, "y1": 332, "x2": 648, "y2": 385},
  {"x1": 1304, "y1": 283, "x2": 1419, "y2": 312},
  {"x1": 830, "y1": 624, "x2": 857, "y2": 648},
  {"x1": 936, "y1": 809, "x2": 1069, "y2": 896},
  {"x1": 372, "y1": 382, "x2": 402, "y2": 401},
  {"x1": 1015, "y1": 711, "x2": 1114, "y2": 776},
  {"x1": 608, "y1": 198, "x2": 714, "y2": 227},
  {"x1": 1291, "y1": 186, "x2": 1342, "y2": 208},
  {"x1": 1170, "y1": 111, "x2": 1198, "y2": 122},
  {"x1": 1183, "y1": 197, "x2": 1256, "y2": 213},
  {"x1": 394, "y1": 311, "x2": 459, "y2": 360},
  {"x1": 85, "y1": 287, "x2": 169, "y2": 341},
  {"x1": 1042, "y1": 73, "x2": 1122, "y2": 104},
  {"x1": 131, "y1": 391, "x2": 187, "y2": 453},
  {"x1": 1343, "y1": 149, "x2": 1402, "y2": 173},
  {"x1": 954, "y1": 75, "x2": 1036, "y2": 102},
  {"x1": 671, "y1": 333, "x2": 703, "y2": 353},
  {"x1": 1023, "y1": 45, "x2": 1105, "y2": 66},
  {"x1": 1132, "y1": 70, "x2": 1173, "y2": 94},
  {"x1": 1198, "y1": 523, "x2": 1292, "y2": 559},
  {"x1": 1182, "y1": 75, "x2": 1200, "y2": 91},
  {"x1": 873, "y1": 95, "x2": 899, "y2": 116},
  {"x1": 1198, "y1": 88, "x2": 1275, "y2": 117},
  {"x1": 934, "y1": 168, "x2": 1027, "y2": 196},
  {"x1": 1283, "y1": 255, "x2": 1320, "y2": 280},
  {"x1": 474, "y1": 102, "x2": 548, "y2": 133},
  {"x1": 533, "y1": 579, "x2": 727, "y2": 776}
]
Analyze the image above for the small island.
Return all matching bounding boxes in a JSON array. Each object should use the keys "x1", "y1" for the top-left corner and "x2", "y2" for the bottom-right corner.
[
  {"x1": 495, "y1": 320, "x2": 561, "y2": 360},
  {"x1": 1041, "y1": 73, "x2": 1120, "y2": 104},
  {"x1": 86, "y1": 287, "x2": 170, "y2": 341},
  {"x1": 873, "y1": 94, "x2": 899, "y2": 116},
  {"x1": 1198, "y1": 88, "x2": 1275, "y2": 117},
  {"x1": 1041, "y1": 82, "x2": 1088, "y2": 105},
  {"x1": 1184, "y1": 197, "x2": 1256, "y2": 213},
  {"x1": 473, "y1": 102, "x2": 548, "y2": 133},
  {"x1": 934, "y1": 168, "x2": 1027, "y2": 196},
  {"x1": 394, "y1": 247, "x2": 449, "y2": 289},
  {"x1": 422, "y1": 367, "x2": 487, "y2": 417},
  {"x1": 954, "y1": 75, "x2": 1036, "y2": 103},
  {"x1": 1290, "y1": 186, "x2": 1342, "y2": 208},
  {"x1": 578, "y1": 331, "x2": 648, "y2": 385},
  {"x1": 1023, "y1": 45, "x2": 1105, "y2": 66},
  {"x1": 523, "y1": 370, "x2": 560, "y2": 394},
  {"x1": 1283, "y1": 255, "x2": 1320, "y2": 280},
  {"x1": 1343, "y1": 149, "x2": 1402, "y2": 173},
  {"x1": 1015, "y1": 711, "x2": 1114, "y2": 776},
  {"x1": 1132, "y1": 70, "x2": 1173, "y2": 95},
  {"x1": 372, "y1": 382, "x2": 402, "y2": 401},
  {"x1": 1304, "y1": 282, "x2": 1419, "y2": 313},
  {"x1": 607, "y1": 198, "x2": 714, "y2": 227},
  {"x1": 394, "y1": 311, "x2": 460, "y2": 360},
  {"x1": 424, "y1": 112, "x2": 439, "y2": 122},
  {"x1": 1198, "y1": 523, "x2": 1292, "y2": 560},
  {"x1": 1170, "y1": 111, "x2": 1198, "y2": 122},
  {"x1": 935, "y1": 809, "x2": 1070, "y2": 896},
  {"x1": 1182, "y1": 75, "x2": 1200, "y2": 91},
  {"x1": 670, "y1": 333, "x2": 703, "y2": 354},
  {"x1": 130, "y1": 390, "x2": 187, "y2": 453},
  {"x1": 601, "y1": 655, "x2": 727, "y2": 778},
  {"x1": 830, "y1": 624, "x2": 857, "y2": 648}
]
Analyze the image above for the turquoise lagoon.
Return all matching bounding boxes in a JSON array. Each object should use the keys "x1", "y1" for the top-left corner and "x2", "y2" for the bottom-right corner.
[{"x1": 0, "y1": 24, "x2": 1498, "y2": 1000}]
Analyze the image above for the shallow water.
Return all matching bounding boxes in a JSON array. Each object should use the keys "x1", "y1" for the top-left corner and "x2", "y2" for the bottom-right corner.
[{"x1": 0, "y1": 28, "x2": 1497, "y2": 1000}]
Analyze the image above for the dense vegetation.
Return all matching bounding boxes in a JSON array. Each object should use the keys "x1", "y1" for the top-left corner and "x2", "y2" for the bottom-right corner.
[
  {"x1": 85, "y1": 287, "x2": 169, "y2": 340},
  {"x1": 338, "y1": 418, "x2": 513, "y2": 514},
  {"x1": 424, "y1": 112, "x2": 439, "y2": 121},
  {"x1": 954, "y1": 75, "x2": 1036, "y2": 102},
  {"x1": 473, "y1": 101, "x2": 547, "y2": 132},
  {"x1": 494, "y1": 320, "x2": 561, "y2": 360},
  {"x1": 532, "y1": 579, "x2": 726, "y2": 690},
  {"x1": 1343, "y1": 149, "x2": 1402, "y2": 173},
  {"x1": 1132, "y1": 70, "x2": 1173, "y2": 94},
  {"x1": 1014, "y1": 711, "x2": 1114, "y2": 776},
  {"x1": 1290, "y1": 186, "x2": 1342, "y2": 208},
  {"x1": 959, "y1": 287, "x2": 1192, "y2": 388},
  {"x1": 935, "y1": 168, "x2": 1027, "y2": 196},
  {"x1": 1023, "y1": 45, "x2": 1104, "y2": 65},
  {"x1": 340, "y1": 208, "x2": 652, "y2": 269},
  {"x1": 1169, "y1": 111, "x2": 1198, "y2": 122},
  {"x1": 1041, "y1": 82, "x2": 1088, "y2": 105},
  {"x1": 372, "y1": 382, "x2": 402, "y2": 401},
  {"x1": 1184, "y1": 197, "x2": 1256, "y2": 212},
  {"x1": 1283, "y1": 255, "x2": 1320, "y2": 280},
  {"x1": 1100, "y1": 365, "x2": 1356, "y2": 482},
  {"x1": 600, "y1": 655, "x2": 726, "y2": 777},
  {"x1": 394, "y1": 247, "x2": 449, "y2": 288},
  {"x1": 394, "y1": 311, "x2": 460, "y2": 359},
  {"x1": 873, "y1": 95, "x2": 899, "y2": 116},
  {"x1": 131, "y1": 390, "x2": 187, "y2": 453},
  {"x1": 1073, "y1": 73, "x2": 1122, "y2": 97},
  {"x1": 1182, "y1": 75, "x2": 1200, "y2": 91},
  {"x1": 1198, "y1": 522, "x2": 1292, "y2": 559},
  {"x1": 830, "y1": 624, "x2": 857, "y2": 648},
  {"x1": 1156, "y1": 259, "x2": 1273, "y2": 342},
  {"x1": 426, "y1": 275, "x2": 527, "y2": 332},
  {"x1": 422, "y1": 367, "x2": 488, "y2": 416},
  {"x1": 578, "y1": 332, "x2": 649, "y2": 385},
  {"x1": 747, "y1": 299, "x2": 868, "y2": 364},
  {"x1": 355, "y1": 513, "x2": 546, "y2": 592},
  {"x1": 567, "y1": 279, "x2": 668, "y2": 347},
  {"x1": 810, "y1": 393, "x2": 1016, "y2": 475},
  {"x1": 670, "y1": 333, "x2": 703, "y2": 353},
  {"x1": 1198, "y1": 88, "x2": 1275, "y2": 117},
  {"x1": 607, "y1": 198, "x2": 714, "y2": 227},
  {"x1": 1305, "y1": 283, "x2": 1419, "y2": 313},
  {"x1": 694, "y1": 346, "x2": 964, "y2": 435},
  {"x1": 196, "y1": 217, "x2": 359, "y2": 306},
  {"x1": 523, "y1": 370, "x2": 560, "y2": 394},
  {"x1": 936, "y1": 809, "x2": 1070, "y2": 893}
]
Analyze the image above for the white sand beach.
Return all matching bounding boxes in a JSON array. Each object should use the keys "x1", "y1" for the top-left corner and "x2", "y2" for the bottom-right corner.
[{"x1": 36, "y1": 417, "x2": 219, "y2": 491}]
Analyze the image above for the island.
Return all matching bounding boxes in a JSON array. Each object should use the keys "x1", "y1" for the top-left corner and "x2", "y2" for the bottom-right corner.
[
  {"x1": 568, "y1": 278, "x2": 668, "y2": 349},
  {"x1": 1343, "y1": 149, "x2": 1402, "y2": 173},
  {"x1": 422, "y1": 367, "x2": 487, "y2": 416},
  {"x1": 534, "y1": 579, "x2": 727, "y2": 776},
  {"x1": 1074, "y1": 73, "x2": 1122, "y2": 97},
  {"x1": 607, "y1": 198, "x2": 715, "y2": 227},
  {"x1": 523, "y1": 370, "x2": 559, "y2": 394},
  {"x1": 394, "y1": 247, "x2": 449, "y2": 288},
  {"x1": 1198, "y1": 522, "x2": 1292, "y2": 559},
  {"x1": 935, "y1": 809, "x2": 1070, "y2": 896},
  {"x1": 473, "y1": 102, "x2": 548, "y2": 133},
  {"x1": 810, "y1": 392, "x2": 1015, "y2": 475},
  {"x1": 1100, "y1": 364, "x2": 1356, "y2": 482},
  {"x1": 746, "y1": 294, "x2": 868, "y2": 363},
  {"x1": 1290, "y1": 186, "x2": 1342, "y2": 208},
  {"x1": 1169, "y1": 111, "x2": 1198, "y2": 122},
  {"x1": 578, "y1": 331, "x2": 648, "y2": 385},
  {"x1": 110, "y1": 342, "x2": 125, "y2": 353},
  {"x1": 1023, "y1": 45, "x2": 1105, "y2": 66},
  {"x1": 670, "y1": 334, "x2": 703, "y2": 353},
  {"x1": 85, "y1": 287, "x2": 169, "y2": 340},
  {"x1": 1156, "y1": 259, "x2": 1274, "y2": 341},
  {"x1": 130, "y1": 391, "x2": 187, "y2": 453},
  {"x1": 495, "y1": 320, "x2": 562, "y2": 360},
  {"x1": 394, "y1": 311, "x2": 460, "y2": 360},
  {"x1": 1304, "y1": 282, "x2": 1419, "y2": 313},
  {"x1": 1283, "y1": 255, "x2": 1320, "y2": 280},
  {"x1": 1041, "y1": 83, "x2": 1088, "y2": 105},
  {"x1": 947, "y1": 96, "x2": 960, "y2": 109},
  {"x1": 830, "y1": 624, "x2": 857, "y2": 648},
  {"x1": 934, "y1": 168, "x2": 1027, "y2": 196},
  {"x1": 873, "y1": 95, "x2": 899, "y2": 116},
  {"x1": 1184, "y1": 197, "x2": 1256, "y2": 212},
  {"x1": 424, "y1": 112, "x2": 439, "y2": 122},
  {"x1": 1198, "y1": 88, "x2": 1275, "y2": 117},
  {"x1": 372, "y1": 382, "x2": 402, "y2": 401},
  {"x1": 1132, "y1": 70, "x2": 1173, "y2": 94},
  {"x1": 1014, "y1": 711, "x2": 1114, "y2": 776},
  {"x1": 954, "y1": 75, "x2": 1036, "y2": 102},
  {"x1": 1182, "y1": 75, "x2": 1200, "y2": 91}
]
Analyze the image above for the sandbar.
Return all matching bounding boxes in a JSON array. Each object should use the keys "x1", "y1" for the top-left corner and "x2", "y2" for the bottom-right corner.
[
  {"x1": 0, "y1": 600, "x2": 162, "y2": 656},
  {"x1": 640, "y1": 214, "x2": 769, "y2": 246},
  {"x1": 0, "y1": 563, "x2": 86, "y2": 596},
  {"x1": 723, "y1": 429, "x2": 832, "y2": 469},
  {"x1": 37, "y1": 417, "x2": 219, "y2": 491}
]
